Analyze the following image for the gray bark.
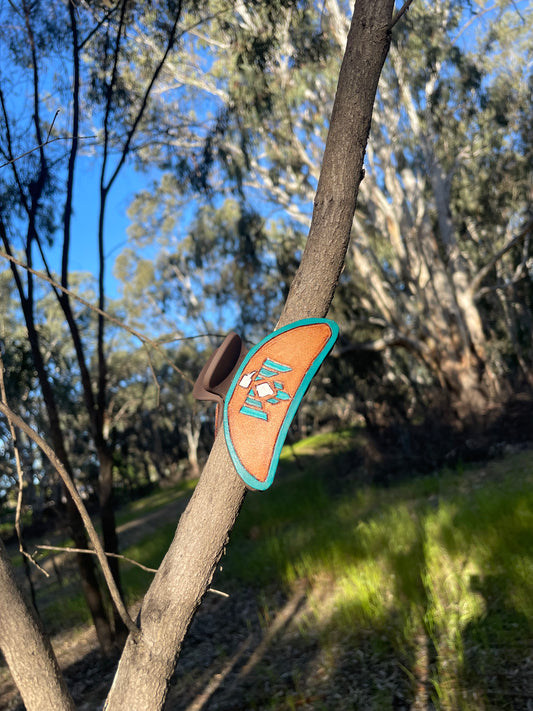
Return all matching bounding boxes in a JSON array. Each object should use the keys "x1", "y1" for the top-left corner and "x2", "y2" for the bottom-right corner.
[
  {"x1": 0, "y1": 538, "x2": 75, "y2": 711},
  {"x1": 280, "y1": 0, "x2": 394, "y2": 327},
  {"x1": 104, "y1": 1, "x2": 395, "y2": 709}
]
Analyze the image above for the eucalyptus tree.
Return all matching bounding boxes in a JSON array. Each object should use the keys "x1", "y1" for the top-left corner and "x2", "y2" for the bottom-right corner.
[
  {"x1": 1, "y1": 2, "x2": 398, "y2": 708},
  {"x1": 128, "y1": 0, "x2": 533, "y2": 420},
  {"x1": 345, "y1": 0, "x2": 533, "y2": 418},
  {"x1": 246, "y1": 0, "x2": 533, "y2": 418},
  {"x1": 0, "y1": 0, "x2": 194, "y2": 651}
]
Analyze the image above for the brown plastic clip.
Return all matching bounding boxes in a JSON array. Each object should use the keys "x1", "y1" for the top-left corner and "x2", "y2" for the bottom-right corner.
[{"x1": 193, "y1": 332, "x2": 248, "y2": 432}]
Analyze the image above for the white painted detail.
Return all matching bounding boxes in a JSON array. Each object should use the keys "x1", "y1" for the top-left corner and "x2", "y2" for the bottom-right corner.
[
  {"x1": 256, "y1": 382, "x2": 274, "y2": 398},
  {"x1": 239, "y1": 371, "x2": 256, "y2": 388}
]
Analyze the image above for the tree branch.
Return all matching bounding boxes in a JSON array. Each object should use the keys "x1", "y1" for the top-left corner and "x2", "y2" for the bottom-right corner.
[
  {"x1": 0, "y1": 538, "x2": 76, "y2": 711},
  {"x1": 35, "y1": 544, "x2": 159, "y2": 574},
  {"x1": 34, "y1": 545, "x2": 230, "y2": 597},
  {"x1": 61, "y1": 4, "x2": 80, "y2": 290},
  {"x1": 0, "y1": 133, "x2": 95, "y2": 170},
  {"x1": 104, "y1": 3, "x2": 396, "y2": 709},
  {"x1": 470, "y1": 217, "x2": 533, "y2": 297},
  {"x1": 0, "y1": 401, "x2": 140, "y2": 640},
  {"x1": 390, "y1": 0, "x2": 416, "y2": 29}
]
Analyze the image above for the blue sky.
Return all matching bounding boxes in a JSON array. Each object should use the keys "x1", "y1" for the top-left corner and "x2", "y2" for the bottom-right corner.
[
  {"x1": 22, "y1": 0, "x2": 532, "y2": 312},
  {"x1": 64, "y1": 156, "x2": 142, "y2": 299}
]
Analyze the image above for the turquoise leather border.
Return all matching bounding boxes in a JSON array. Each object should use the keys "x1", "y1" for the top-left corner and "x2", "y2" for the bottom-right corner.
[{"x1": 223, "y1": 317, "x2": 339, "y2": 490}]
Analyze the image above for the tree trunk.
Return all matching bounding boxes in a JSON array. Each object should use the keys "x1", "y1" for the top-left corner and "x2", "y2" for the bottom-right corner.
[
  {"x1": 33, "y1": 362, "x2": 114, "y2": 657},
  {"x1": 279, "y1": 0, "x2": 393, "y2": 327},
  {"x1": 0, "y1": 538, "x2": 75, "y2": 711},
  {"x1": 105, "y1": 2, "x2": 395, "y2": 709},
  {"x1": 10, "y1": 271, "x2": 115, "y2": 655},
  {"x1": 184, "y1": 416, "x2": 201, "y2": 477},
  {"x1": 64, "y1": 493, "x2": 116, "y2": 657},
  {"x1": 104, "y1": 436, "x2": 245, "y2": 711},
  {"x1": 98, "y1": 444, "x2": 128, "y2": 645}
]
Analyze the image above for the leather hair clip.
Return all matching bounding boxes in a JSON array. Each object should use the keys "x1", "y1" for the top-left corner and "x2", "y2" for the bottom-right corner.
[
  {"x1": 192, "y1": 332, "x2": 249, "y2": 433},
  {"x1": 194, "y1": 319, "x2": 338, "y2": 491}
]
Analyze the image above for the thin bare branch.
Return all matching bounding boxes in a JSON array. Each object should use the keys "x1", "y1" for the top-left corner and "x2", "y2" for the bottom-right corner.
[
  {"x1": 103, "y1": 1, "x2": 183, "y2": 193},
  {"x1": 390, "y1": 0, "x2": 416, "y2": 29},
  {"x1": 34, "y1": 544, "x2": 231, "y2": 597},
  {"x1": 45, "y1": 109, "x2": 60, "y2": 142},
  {"x1": 0, "y1": 134, "x2": 96, "y2": 170},
  {"x1": 155, "y1": 332, "x2": 227, "y2": 345},
  {"x1": 0, "y1": 352, "x2": 49, "y2": 577},
  {"x1": 0, "y1": 401, "x2": 140, "y2": 640},
  {"x1": 142, "y1": 343, "x2": 161, "y2": 407},
  {"x1": 471, "y1": 217, "x2": 533, "y2": 297},
  {"x1": 510, "y1": 0, "x2": 526, "y2": 23},
  {"x1": 35, "y1": 545, "x2": 158, "y2": 574},
  {"x1": 0, "y1": 251, "x2": 194, "y2": 385}
]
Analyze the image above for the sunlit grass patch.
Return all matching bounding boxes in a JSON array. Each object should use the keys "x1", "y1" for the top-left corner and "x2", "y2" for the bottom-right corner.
[
  {"x1": 223, "y1": 442, "x2": 533, "y2": 710},
  {"x1": 121, "y1": 521, "x2": 176, "y2": 603},
  {"x1": 279, "y1": 426, "x2": 364, "y2": 459}
]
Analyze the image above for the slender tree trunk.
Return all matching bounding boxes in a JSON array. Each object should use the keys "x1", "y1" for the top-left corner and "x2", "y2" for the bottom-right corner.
[
  {"x1": 184, "y1": 417, "x2": 201, "y2": 477},
  {"x1": 105, "y1": 2, "x2": 395, "y2": 709},
  {"x1": 98, "y1": 443, "x2": 129, "y2": 644},
  {"x1": 279, "y1": 0, "x2": 393, "y2": 326},
  {"x1": 0, "y1": 538, "x2": 76, "y2": 711},
  {"x1": 68, "y1": 502, "x2": 116, "y2": 657},
  {"x1": 30, "y1": 348, "x2": 114, "y2": 657},
  {"x1": 2, "y1": 254, "x2": 115, "y2": 655},
  {"x1": 104, "y1": 437, "x2": 245, "y2": 711}
]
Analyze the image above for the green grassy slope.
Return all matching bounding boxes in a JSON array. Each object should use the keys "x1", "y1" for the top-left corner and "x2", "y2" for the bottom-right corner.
[
  {"x1": 10, "y1": 428, "x2": 532, "y2": 709},
  {"x1": 217, "y1": 431, "x2": 533, "y2": 709}
]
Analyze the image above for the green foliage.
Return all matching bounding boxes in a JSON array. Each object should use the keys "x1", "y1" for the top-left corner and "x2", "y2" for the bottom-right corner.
[{"x1": 114, "y1": 0, "x2": 533, "y2": 426}]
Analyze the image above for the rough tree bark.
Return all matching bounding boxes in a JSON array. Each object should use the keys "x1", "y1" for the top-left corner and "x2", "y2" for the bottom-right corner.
[
  {"x1": 0, "y1": 538, "x2": 75, "y2": 711},
  {"x1": 104, "y1": 1, "x2": 395, "y2": 709}
]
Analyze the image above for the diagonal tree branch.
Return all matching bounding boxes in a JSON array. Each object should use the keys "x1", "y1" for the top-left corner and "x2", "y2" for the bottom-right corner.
[
  {"x1": 0, "y1": 400, "x2": 140, "y2": 640},
  {"x1": 471, "y1": 217, "x2": 533, "y2": 298},
  {"x1": 390, "y1": 0, "x2": 416, "y2": 29},
  {"x1": 0, "y1": 537, "x2": 76, "y2": 711},
  {"x1": 104, "y1": 2, "x2": 396, "y2": 709}
]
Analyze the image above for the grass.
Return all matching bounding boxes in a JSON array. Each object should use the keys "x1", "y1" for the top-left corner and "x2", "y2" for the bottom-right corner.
[
  {"x1": 218, "y1": 434, "x2": 533, "y2": 709},
  {"x1": 114, "y1": 478, "x2": 196, "y2": 527},
  {"x1": 6, "y1": 429, "x2": 532, "y2": 709}
]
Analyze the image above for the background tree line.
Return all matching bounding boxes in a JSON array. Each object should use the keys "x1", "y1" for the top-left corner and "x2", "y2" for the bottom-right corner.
[{"x1": 0, "y1": 0, "x2": 531, "y2": 695}]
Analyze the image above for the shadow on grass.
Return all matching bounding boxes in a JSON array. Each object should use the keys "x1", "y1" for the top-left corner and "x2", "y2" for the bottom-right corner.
[
  {"x1": 460, "y1": 573, "x2": 533, "y2": 710},
  {"x1": 3, "y1": 433, "x2": 531, "y2": 711},
  {"x1": 210, "y1": 441, "x2": 533, "y2": 711}
]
